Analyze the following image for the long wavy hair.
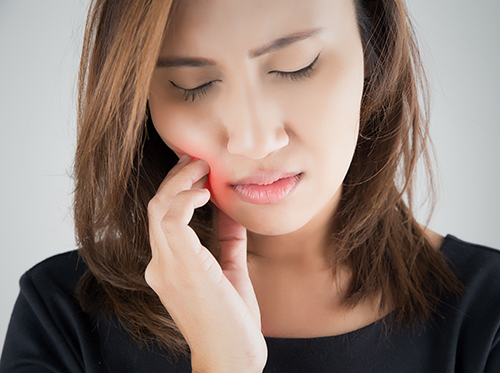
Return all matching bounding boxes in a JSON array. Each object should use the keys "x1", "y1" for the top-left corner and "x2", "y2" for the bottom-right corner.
[{"x1": 75, "y1": 0, "x2": 462, "y2": 359}]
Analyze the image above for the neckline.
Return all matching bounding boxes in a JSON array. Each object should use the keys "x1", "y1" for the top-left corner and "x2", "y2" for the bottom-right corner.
[
  {"x1": 264, "y1": 309, "x2": 394, "y2": 342},
  {"x1": 263, "y1": 234, "x2": 452, "y2": 341}
]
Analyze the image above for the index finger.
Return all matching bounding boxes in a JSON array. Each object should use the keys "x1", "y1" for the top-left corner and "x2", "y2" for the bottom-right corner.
[{"x1": 148, "y1": 157, "x2": 210, "y2": 220}]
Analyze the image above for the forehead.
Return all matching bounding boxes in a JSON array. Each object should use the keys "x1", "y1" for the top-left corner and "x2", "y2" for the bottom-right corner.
[{"x1": 161, "y1": 0, "x2": 354, "y2": 56}]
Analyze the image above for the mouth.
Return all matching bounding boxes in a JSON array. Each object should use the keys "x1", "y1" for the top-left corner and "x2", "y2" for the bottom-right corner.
[{"x1": 231, "y1": 172, "x2": 302, "y2": 205}]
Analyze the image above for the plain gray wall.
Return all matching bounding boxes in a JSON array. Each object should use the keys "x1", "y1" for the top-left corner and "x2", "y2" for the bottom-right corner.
[{"x1": 1, "y1": 0, "x2": 499, "y2": 352}]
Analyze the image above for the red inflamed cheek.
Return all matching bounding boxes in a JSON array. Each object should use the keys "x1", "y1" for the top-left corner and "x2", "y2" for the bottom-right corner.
[
  {"x1": 208, "y1": 173, "x2": 226, "y2": 205},
  {"x1": 205, "y1": 174, "x2": 213, "y2": 192},
  {"x1": 207, "y1": 173, "x2": 237, "y2": 211}
]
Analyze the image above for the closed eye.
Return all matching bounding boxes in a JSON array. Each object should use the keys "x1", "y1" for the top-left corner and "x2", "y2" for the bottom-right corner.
[
  {"x1": 169, "y1": 53, "x2": 320, "y2": 102},
  {"x1": 169, "y1": 80, "x2": 221, "y2": 102},
  {"x1": 270, "y1": 53, "x2": 320, "y2": 81}
]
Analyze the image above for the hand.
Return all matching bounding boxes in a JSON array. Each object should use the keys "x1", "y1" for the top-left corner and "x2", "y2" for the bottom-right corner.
[{"x1": 145, "y1": 155, "x2": 267, "y2": 373}]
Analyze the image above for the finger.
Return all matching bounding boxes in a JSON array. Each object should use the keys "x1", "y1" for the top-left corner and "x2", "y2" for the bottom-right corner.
[
  {"x1": 148, "y1": 188, "x2": 212, "y2": 290},
  {"x1": 192, "y1": 174, "x2": 208, "y2": 190},
  {"x1": 149, "y1": 159, "x2": 210, "y2": 222},
  {"x1": 165, "y1": 189, "x2": 211, "y2": 228},
  {"x1": 218, "y1": 211, "x2": 261, "y2": 323},
  {"x1": 158, "y1": 159, "x2": 210, "y2": 199},
  {"x1": 161, "y1": 153, "x2": 190, "y2": 185},
  {"x1": 162, "y1": 188, "x2": 212, "y2": 261},
  {"x1": 147, "y1": 154, "x2": 189, "y2": 222},
  {"x1": 218, "y1": 210, "x2": 247, "y2": 273},
  {"x1": 159, "y1": 154, "x2": 204, "y2": 188}
]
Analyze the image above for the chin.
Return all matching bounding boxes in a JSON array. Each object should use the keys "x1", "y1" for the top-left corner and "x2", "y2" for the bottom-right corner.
[
  {"x1": 217, "y1": 200, "x2": 314, "y2": 237},
  {"x1": 243, "y1": 217, "x2": 308, "y2": 236}
]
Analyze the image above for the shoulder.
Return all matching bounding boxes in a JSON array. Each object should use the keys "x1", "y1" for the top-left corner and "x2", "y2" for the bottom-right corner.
[
  {"x1": 26, "y1": 250, "x2": 84, "y2": 274},
  {"x1": 440, "y1": 234, "x2": 500, "y2": 306},
  {"x1": 1, "y1": 251, "x2": 94, "y2": 372},
  {"x1": 21, "y1": 250, "x2": 87, "y2": 296},
  {"x1": 440, "y1": 234, "x2": 500, "y2": 283},
  {"x1": 16, "y1": 250, "x2": 88, "y2": 325},
  {"x1": 439, "y1": 234, "x2": 500, "y2": 312},
  {"x1": 438, "y1": 236, "x2": 500, "y2": 352},
  {"x1": 16, "y1": 250, "x2": 88, "y2": 328},
  {"x1": 2, "y1": 251, "x2": 191, "y2": 372},
  {"x1": 425, "y1": 235, "x2": 500, "y2": 371}
]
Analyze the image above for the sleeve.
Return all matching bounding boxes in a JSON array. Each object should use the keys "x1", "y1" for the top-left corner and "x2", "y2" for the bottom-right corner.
[{"x1": 0, "y1": 273, "x2": 85, "y2": 373}]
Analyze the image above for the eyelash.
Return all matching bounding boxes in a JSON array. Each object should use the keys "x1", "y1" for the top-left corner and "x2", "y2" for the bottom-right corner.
[
  {"x1": 271, "y1": 53, "x2": 320, "y2": 81},
  {"x1": 169, "y1": 80, "x2": 220, "y2": 102},
  {"x1": 170, "y1": 53, "x2": 320, "y2": 102}
]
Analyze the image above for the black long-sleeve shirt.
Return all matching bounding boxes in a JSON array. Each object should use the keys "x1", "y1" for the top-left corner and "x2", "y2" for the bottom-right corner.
[{"x1": 1, "y1": 235, "x2": 500, "y2": 372}]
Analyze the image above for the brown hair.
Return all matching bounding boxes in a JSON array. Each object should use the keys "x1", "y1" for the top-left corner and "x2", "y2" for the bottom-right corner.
[{"x1": 74, "y1": 0, "x2": 462, "y2": 359}]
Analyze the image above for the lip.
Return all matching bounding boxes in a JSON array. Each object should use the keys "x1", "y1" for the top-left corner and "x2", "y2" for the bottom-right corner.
[{"x1": 231, "y1": 172, "x2": 302, "y2": 205}]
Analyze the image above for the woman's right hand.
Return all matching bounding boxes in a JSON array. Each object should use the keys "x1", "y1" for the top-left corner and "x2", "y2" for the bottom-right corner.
[{"x1": 145, "y1": 155, "x2": 267, "y2": 373}]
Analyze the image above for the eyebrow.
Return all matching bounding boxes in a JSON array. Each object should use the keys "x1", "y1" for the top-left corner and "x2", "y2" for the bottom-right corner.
[{"x1": 156, "y1": 27, "x2": 325, "y2": 69}]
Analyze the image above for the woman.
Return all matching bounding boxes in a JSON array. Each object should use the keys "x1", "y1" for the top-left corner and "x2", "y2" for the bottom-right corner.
[{"x1": 1, "y1": 0, "x2": 499, "y2": 372}]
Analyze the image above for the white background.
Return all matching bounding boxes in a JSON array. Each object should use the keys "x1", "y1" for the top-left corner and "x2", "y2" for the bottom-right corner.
[{"x1": 1, "y1": 0, "x2": 499, "y2": 352}]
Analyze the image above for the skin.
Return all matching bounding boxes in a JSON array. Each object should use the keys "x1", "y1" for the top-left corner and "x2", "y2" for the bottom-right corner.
[
  {"x1": 146, "y1": 158, "x2": 266, "y2": 372},
  {"x1": 146, "y1": 0, "x2": 441, "y2": 370},
  {"x1": 149, "y1": 0, "x2": 363, "y2": 238}
]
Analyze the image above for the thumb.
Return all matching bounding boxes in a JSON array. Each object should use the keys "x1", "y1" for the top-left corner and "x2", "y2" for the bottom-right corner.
[
  {"x1": 218, "y1": 210, "x2": 261, "y2": 323},
  {"x1": 218, "y1": 209, "x2": 248, "y2": 279}
]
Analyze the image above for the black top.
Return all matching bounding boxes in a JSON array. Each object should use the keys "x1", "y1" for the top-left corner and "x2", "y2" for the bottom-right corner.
[{"x1": 1, "y1": 235, "x2": 500, "y2": 372}]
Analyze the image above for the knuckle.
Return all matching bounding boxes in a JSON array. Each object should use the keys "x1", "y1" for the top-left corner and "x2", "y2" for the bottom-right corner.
[
  {"x1": 147, "y1": 197, "x2": 164, "y2": 218},
  {"x1": 175, "y1": 189, "x2": 193, "y2": 203},
  {"x1": 160, "y1": 214, "x2": 177, "y2": 236},
  {"x1": 144, "y1": 263, "x2": 158, "y2": 289},
  {"x1": 145, "y1": 260, "x2": 171, "y2": 293}
]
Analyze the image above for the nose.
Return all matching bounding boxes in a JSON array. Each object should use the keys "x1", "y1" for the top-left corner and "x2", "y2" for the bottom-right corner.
[{"x1": 225, "y1": 85, "x2": 289, "y2": 159}]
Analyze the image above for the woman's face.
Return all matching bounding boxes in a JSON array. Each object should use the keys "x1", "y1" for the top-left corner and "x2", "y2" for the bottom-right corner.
[{"x1": 149, "y1": 0, "x2": 364, "y2": 235}]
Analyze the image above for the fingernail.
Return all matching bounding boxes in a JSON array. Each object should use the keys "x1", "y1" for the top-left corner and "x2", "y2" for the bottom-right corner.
[{"x1": 177, "y1": 154, "x2": 189, "y2": 163}]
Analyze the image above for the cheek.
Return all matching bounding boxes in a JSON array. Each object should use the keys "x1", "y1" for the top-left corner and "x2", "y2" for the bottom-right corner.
[
  {"x1": 203, "y1": 160, "x2": 239, "y2": 209},
  {"x1": 280, "y1": 46, "x2": 363, "y2": 142},
  {"x1": 149, "y1": 98, "x2": 219, "y2": 161},
  {"x1": 149, "y1": 98, "x2": 232, "y2": 203},
  {"x1": 280, "y1": 59, "x2": 362, "y2": 197},
  {"x1": 284, "y1": 69, "x2": 362, "y2": 156}
]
